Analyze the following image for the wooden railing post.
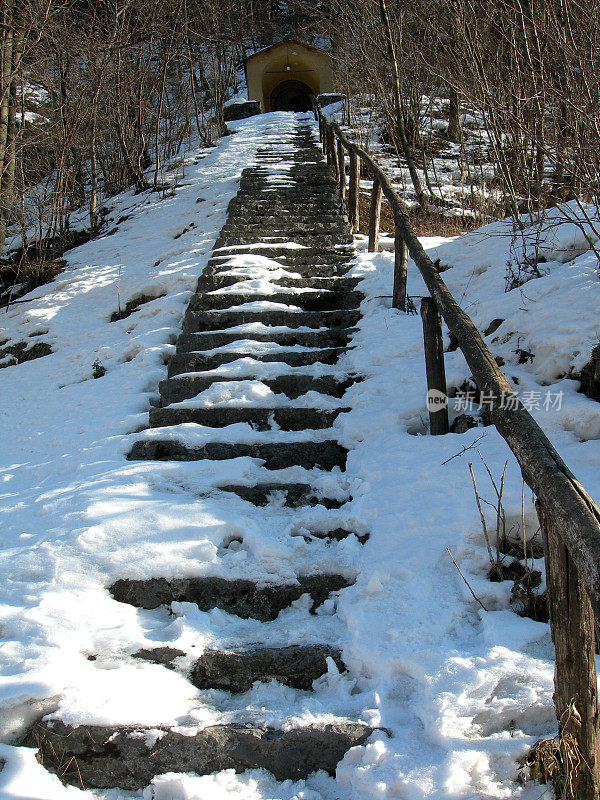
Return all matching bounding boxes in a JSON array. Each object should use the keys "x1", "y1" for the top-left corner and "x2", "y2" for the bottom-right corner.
[
  {"x1": 421, "y1": 297, "x2": 449, "y2": 435},
  {"x1": 393, "y1": 225, "x2": 408, "y2": 311},
  {"x1": 368, "y1": 177, "x2": 382, "y2": 252},
  {"x1": 328, "y1": 127, "x2": 339, "y2": 182},
  {"x1": 537, "y1": 502, "x2": 600, "y2": 800},
  {"x1": 348, "y1": 151, "x2": 360, "y2": 233},
  {"x1": 337, "y1": 138, "x2": 346, "y2": 200}
]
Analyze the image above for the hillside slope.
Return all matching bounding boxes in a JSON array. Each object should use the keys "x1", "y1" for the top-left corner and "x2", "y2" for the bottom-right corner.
[{"x1": 1, "y1": 110, "x2": 600, "y2": 799}]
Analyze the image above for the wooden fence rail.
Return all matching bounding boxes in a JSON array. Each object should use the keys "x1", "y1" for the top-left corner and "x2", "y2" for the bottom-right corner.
[{"x1": 315, "y1": 100, "x2": 600, "y2": 798}]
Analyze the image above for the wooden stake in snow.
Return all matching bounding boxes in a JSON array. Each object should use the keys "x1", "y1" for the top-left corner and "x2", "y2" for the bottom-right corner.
[
  {"x1": 368, "y1": 177, "x2": 382, "y2": 253},
  {"x1": 348, "y1": 151, "x2": 360, "y2": 233},
  {"x1": 537, "y1": 501, "x2": 600, "y2": 800},
  {"x1": 393, "y1": 229, "x2": 408, "y2": 311},
  {"x1": 421, "y1": 298, "x2": 449, "y2": 435}
]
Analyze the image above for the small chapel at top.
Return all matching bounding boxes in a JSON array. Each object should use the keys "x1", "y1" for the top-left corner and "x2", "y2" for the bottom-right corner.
[{"x1": 246, "y1": 40, "x2": 334, "y2": 113}]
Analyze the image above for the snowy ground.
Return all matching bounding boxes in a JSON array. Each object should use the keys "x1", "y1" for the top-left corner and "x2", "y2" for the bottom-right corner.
[{"x1": 2, "y1": 110, "x2": 600, "y2": 799}]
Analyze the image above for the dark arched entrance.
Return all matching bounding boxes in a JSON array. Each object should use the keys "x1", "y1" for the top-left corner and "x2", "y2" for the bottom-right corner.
[{"x1": 270, "y1": 80, "x2": 312, "y2": 112}]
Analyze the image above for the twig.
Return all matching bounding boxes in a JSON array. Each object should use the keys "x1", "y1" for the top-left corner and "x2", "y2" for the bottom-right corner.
[
  {"x1": 522, "y1": 479, "x2": 527, "y2": 568},
  {"x1": 469, "y1": 462, "x2": 495, "y2": 569},
  {"x1": 496, "y1": 460, "x2": 509, "y2": 559},
  {"x1": 446, "y1": 547, "x2": 488, "y2": 611},
  {"x1": 441, "y1": 431, "x2": 487, "y2": 465}
]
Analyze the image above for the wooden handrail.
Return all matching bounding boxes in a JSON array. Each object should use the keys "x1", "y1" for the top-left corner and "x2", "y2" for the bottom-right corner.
[
  {"x1": 322, "y1": 111, "x2": 600, "y2": 617},
  {"x1": 317, "y1": 100, "x2": 600, "y2": 795}
]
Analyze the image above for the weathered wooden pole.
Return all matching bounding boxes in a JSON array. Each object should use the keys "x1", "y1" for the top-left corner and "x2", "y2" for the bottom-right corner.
[
  {"x1": 348, "y1": 151, "x2": 360, "y2": 233},
  {"x1": 368, "y1": 178, "x2": 383, "y2": 252},
  {"x1": 537, "y1": 502, "x2": 600, "y2": 800},
  {"x1": 421, "y1": 297, "x2": 449, "y2": 435},
  {"x1": 337, "y1": 138, "x2": 346, "y2": 200},
  {"x1": 328, "y1": 127, "x2": 339, "y2": 182},
  {"x1": 393, "y1": 226, "x2": 408, "y2": 311}
]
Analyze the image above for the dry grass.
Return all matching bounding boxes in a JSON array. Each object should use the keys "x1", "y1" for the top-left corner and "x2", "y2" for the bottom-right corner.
[
  {"x1": 355, "y1": 193, "x2": 482, "y2": 238},
  {"x1": 518, "y1": 720, "x2": 588, "y2": 800},
  {"x1": 0, "y1": 339, "x2": 52, "y2": 368},
  {"x1": 0, "y1": 257, "x2": 66, "y2": 307}
]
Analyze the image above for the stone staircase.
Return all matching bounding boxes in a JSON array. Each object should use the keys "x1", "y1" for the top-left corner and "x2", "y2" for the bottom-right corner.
[{"x1": 28, "y1": 116, "x2": 374, "y2": 791}]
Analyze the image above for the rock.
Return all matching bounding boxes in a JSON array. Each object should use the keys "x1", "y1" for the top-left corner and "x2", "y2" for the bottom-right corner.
[
  {"x1": 223, "y1": 101, "x2": 261, "y2": 121},
  {"x1": 317, "y1": 93, "x2": 346, "y2": 109},
  {"x1": 191, "y1": 644, "x2": 345, "y2": 692},
  {"x1": 132, "y1": 646, "x2": 185, "y2": 667},
  {"x1": 109, "y1": 574, "x2": 353, "y2": 619},
  {"x1": 484, "y1": 318, "x2": 504, "y2": 336},
  {"x1": 25, "y1": 720, "x2": 374, "y2": 789},
  {"x1": 451, "y1": 413, "x2": 481, "y2": 434},
  {"x1": 579, "y1": 343, "x2": 600, "y2": 401}
]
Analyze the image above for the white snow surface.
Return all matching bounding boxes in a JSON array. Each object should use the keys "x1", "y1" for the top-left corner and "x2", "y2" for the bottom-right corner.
[{"x1": 2, "y1": 110, "x2": 599, "y2": 799}]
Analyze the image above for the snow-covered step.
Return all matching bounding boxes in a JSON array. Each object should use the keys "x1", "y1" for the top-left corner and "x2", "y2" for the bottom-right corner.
[
  {"x1": 167, "y1": 346, "x2": 348, "y2": 376},
  {"x1": 149, "y1": 404, "x2": 348, "y2": 430},
  {"x1": 182, "y1": 308, "x2": 361, "y2": 333},
  {"x1": 211, "y1": 245, "x2": 354, "y2": 265},
  {"x1": 195, "y1": 272, "x2": 360, "y2": 293},
  {"x1": 159, "y1": 372, "x2": 356, "y2": 404},
  {"x1": 175, "y1": 327, "x2": 355, "y2": 351},
  {"x1": 216, "y1": 481, "x2": 349, "y2": 508},
  {"x1": 109, "y1": 573, "x2": 353, "y2": 619},
  {"x1": 131, "y1": 643, "x2": 345, "y2": 692},
  {"x1": 127, "y1": 437, "x2": 348, "y2": 470},
  {"x1": 188, "y1": 290, "x2": 363, "y2": 311},
  {"x1": 191, "y1": 644, "x2": 344, "y2": 692},
  {"x1": 217, "y1": 222, "x2": 353, "y2": 239},
  {"x1": 215, "y1": 232, "x2": 353, "y2": 248},
  {"x1": 28, "y1": 719, "x2": 374, "y2": 790}
]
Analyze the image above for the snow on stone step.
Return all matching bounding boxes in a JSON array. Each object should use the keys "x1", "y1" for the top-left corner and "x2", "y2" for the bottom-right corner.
[
  {"x1": 167, "y1": 346, "x2": 349, "y2": 377},
  {"x1": 189, "y1": 289, "x2": 363, "y2": 311},
  {"x1": 182, "y1": 308, "x2": 361, "y2": 333},
  {"x1": 149, "y1": 404, "x2": 349, "y2": 431},
  {"x1": 27, "y1": 719, "x2": 374, "y2": 790},
  {"x1": 109, "y1": 574, "x2": 353, "y2": 619},
  {"x1": 128, "y1": 436, "x2": 348, "y2": 471},
  {"x1": 176, "y1": 327, "x2": 355, "y2": 351},
  {"x1": 159, "y1": 372, "x2": 357, "y2": 404}
]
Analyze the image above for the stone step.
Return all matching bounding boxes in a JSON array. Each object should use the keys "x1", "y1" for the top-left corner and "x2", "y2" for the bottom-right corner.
[
  {"x1": 215, "y1": 233, "x2": 353, "y2": 249},
  {"x1": 226, "y1": 203, "x2": 348, "y2": 216},
  {"x1": 225, "y1": 208, "x2": 345, "y2": 221},
  {"x1": 27, "y1": 720, "x2": 373, "y2": 790},
  {"x1": 196, "y1": 276, "x2": 360, "y2": 294},
  {"x1": 127, "y1": 439, "x2": 348, "y2": 471},
  {"x1": 215, "y1": 482, "x2": 349, "y2": 508},
  {"x1": 132, "y1": 643, "x2": 345, "y2": 692},
  {"x1": 187, "y1": 291, "x2": 362, "y2": 312},
  {"x1": 191, "y1": 644, "x2": 344, "y2": 693},
  {"x1": 182, "y1": 309, "x2": 361, "y2": 334},
  {"x1": 109, "y1": 574, "x2": 353, "y2": 618},
  {"x1": 175, "y1": 327, "x2": 355, "y2": 352},
  {"x1": 206, "y1": 259, "x2": 354, "y2": 278},
  {"x1": 149, "y1": 405, "x2": 348, "y2": 431},
  {"x1": 159, "y1": 373, "x2": 356, "y2": 404},
  {"x1": 167, "y1": 347, "x2": 348, "y2": 377},
  {"x1": 212, "y1": 248, "x2": 354, "y2": 266},
  {"x1": 218, "y1": 223, "x2": 351, "y2": 239}
]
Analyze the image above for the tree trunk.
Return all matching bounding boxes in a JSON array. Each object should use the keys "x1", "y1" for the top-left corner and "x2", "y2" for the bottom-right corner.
[
  {"x1": 378, "y1": 0, "x2": 427, "y2": 211},
  {"x1": 446, "y1": 87, "x2": 462, "y2": 143},
  {"x1": 0, "y1": 3, "x2": 21, "y2": 254},
  {"x1": 538, "y1": 502, "x2": 600, "y2": 800}
]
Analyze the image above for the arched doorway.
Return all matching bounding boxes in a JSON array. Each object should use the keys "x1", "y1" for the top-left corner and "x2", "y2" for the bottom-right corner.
[
  {"x1": 270, "y1": 80, "x2": 313, "y2": 112},
  {"x1": 246, "y1": 41, "x2": 334, "y2": 113}
]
